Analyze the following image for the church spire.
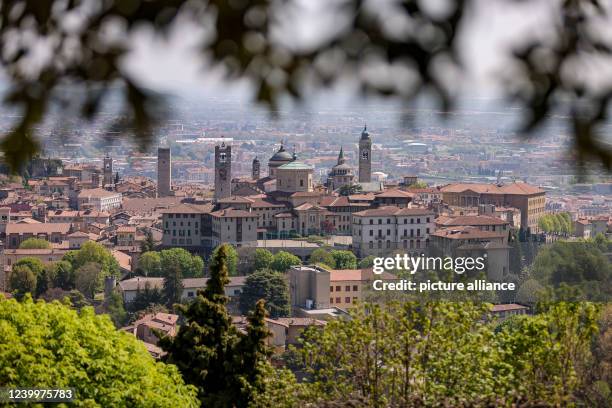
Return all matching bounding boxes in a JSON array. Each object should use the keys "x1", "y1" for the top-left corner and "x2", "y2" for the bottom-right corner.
[{"x1": 338, "y1": 146, "x2": 345, "y2": 164}]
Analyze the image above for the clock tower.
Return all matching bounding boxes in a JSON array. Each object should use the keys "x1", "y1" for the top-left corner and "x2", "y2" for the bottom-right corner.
[
  {"x1": 215, "y1": 142, "x2": 232, "y2": 201},
  {"x1": 358, "y1": 125, "x2": 372, "y2": 183},
  {"x1": 103, "y1": 154, "x2": 113, "y2": 186}
]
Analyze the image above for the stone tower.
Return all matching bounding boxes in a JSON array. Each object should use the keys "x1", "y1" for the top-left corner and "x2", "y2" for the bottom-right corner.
[
  {"x1": 103, "y1": 154, "x2": 113, "y2": 186},
  {"x1": 157, "y1": 147, "x2": 172, "y2": 197},
  {"x1": 215, "y1": 142, "x2": 232, "y2": 201},
  {"x1": 252, "y1": 156, "x2": 261, "y2": 180},
  {"x1": 358, "y1": 125, "x2": 372, "y2": 183}
]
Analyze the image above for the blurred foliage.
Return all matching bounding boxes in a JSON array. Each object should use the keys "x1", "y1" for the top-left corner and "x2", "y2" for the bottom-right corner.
[
  {"x1": 0, "y1": 0, "x2": 610, "y2": 171},
  {"x1": 290, "y1": 301, "x2": 602, "y2": 407}
]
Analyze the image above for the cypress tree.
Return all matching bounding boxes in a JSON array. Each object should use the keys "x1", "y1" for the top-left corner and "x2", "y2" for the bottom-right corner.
[{"x1": 160, "y1": 244, "x2": 241, "y2": 406}]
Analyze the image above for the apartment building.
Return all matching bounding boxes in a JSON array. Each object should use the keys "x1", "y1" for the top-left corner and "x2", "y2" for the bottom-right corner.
[
  {"x1": 435, "y1": 215, "x2": 510, "y2": 233},
  {"x1": 77, "y1": 188, "x2": 122, "y2": 212},
  {"x1": 429, "y1": 226, "x2": 509, "y2": 281},
  {"x1": 351, "y1": 206, "x2": 436, "y2": 257},
  {"x1": 210, "y1": 208, "x2": 258, "y2": 248},
  {"x1": 160, "y1": 203, "x2": 212, "y2": 249},
  {"x1": 5, "y1": 223, "x2": 72, "y2": 249},
  {"x1": 440, "y1": 182, "x2": 545, "y2": 232}
]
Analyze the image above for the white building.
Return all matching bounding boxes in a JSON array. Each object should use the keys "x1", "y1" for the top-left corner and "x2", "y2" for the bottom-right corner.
[
  {"x1": 352, "y1": 206, "x2": 435, "y2": 257},
  {"x1": 77, "y1": 188, "x2": 122, "y2": 212}
]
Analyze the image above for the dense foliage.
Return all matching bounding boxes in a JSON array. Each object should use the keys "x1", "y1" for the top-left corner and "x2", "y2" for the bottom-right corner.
[
  {"x1": 239, "y1": 269, "x2": 290, "y2": 318},
  {"x1": 289, "y1": 301, "x2": 603, "y2": 407},
  {"x1": 0, "y1": 295, "x2": 199, "y2": 407},
  {"x1": 160, "y1": 244, "x2": 285, "y2": 406},
  {"x1": 270, "y1": 251, "x2": 302, "y2": 272},
  {"x1": 18, "y1": 237, "x2": 51, "y2": 249}
]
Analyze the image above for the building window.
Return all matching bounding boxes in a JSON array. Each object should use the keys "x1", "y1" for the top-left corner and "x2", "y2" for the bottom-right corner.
[
  {"x1": 336, "y1": 297, "x2": 341, "y2": 303},
  {"x1": 345, "y1": 285, "x2": 350, "y2": 291},
  {"x1": 330, "y1": 286, "x2": 334, "y2": 292},
  {"x1": 188, "y1": 291, "x2": 194, "y2": 297},
  {"x1": 330, "y1": 298, "x2": 334, "y2": 304},
  {"x1": 335, "y1": 286, "x2": 340, "y2": 291},
  {"x1": 345, "y1": 297, "x2": 351, "y2": 303},
  {"x1": 353, "y1": 285, "x2": 358, "y2": 291}
]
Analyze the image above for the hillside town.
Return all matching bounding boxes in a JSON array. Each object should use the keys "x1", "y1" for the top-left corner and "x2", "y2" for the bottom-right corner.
[{"x1": 0, "y1": 123, "x2": 609, "y2": 358}]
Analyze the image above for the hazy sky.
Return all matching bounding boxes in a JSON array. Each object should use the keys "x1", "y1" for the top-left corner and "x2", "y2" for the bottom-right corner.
[{"x1": 122, "y1": 0, "x2": 558, "y2": 103}]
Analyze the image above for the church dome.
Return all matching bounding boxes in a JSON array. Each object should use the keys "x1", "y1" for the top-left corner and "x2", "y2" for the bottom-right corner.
[{"x1": 269, "y1": 144, "x2": 294, "y2": 164}]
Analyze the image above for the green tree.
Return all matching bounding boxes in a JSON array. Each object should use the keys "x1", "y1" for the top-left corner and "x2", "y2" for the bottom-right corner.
[
  {"x1": 210, "y1": 244, "x2": 238, "y2": 276},
  {"x1": 0, "y1": 296, "x2": 199, "y2": 407},
  {"x1": 331, "y1": 250, "x2": 357, "y2": 270},
  {"x1": 9, "y1": 265, "x2": 37, "y2": 299},
  {"x1": 292, "y1": 301, "x2": 601, "y2": 406},
  {"x1": 408, "y1": 181, "x2": 428, "y2": 189},
  {"x1": 13, "y1": 257, "x2": 45, "y2": 276},
  {"x1": 253, "y1": 248, "x2": 274, "y2": 271},
  {"x1": 160, "y1": 244, "x2": 239, "y2": 405},
  {"x1": 101, "y1": 289, "x2": 128, "y2": 327},
  {"x1": 270, "y1": 251, "x2": 301, "y2": 272},
  {"x1": 160, "y1": 248, "x2": 204, "y2": 278},
  {"x1": 69, "y1": 241, "x2": 120, "y2": 279},
  {"x1": 161, "y1": 244, "x2": 283, "y2": 407},
  {"x1": 308, "y1": 248, "x2": 336, "y2": 268},
  {"x1": 532, "y1": 240, "x2": 611, "y2": 300},
  {"x1": 163, "y1": 262, "x2": 184, "y2": 308},
  {"x1": 140, "y1": 229, "x2": 156, "y2": 253},
  {"x1": 128, "y1": 282, "x2": 165, "y2": 313},
  {"x1": 75, "y1": 262, "x2": 103, "y2": 299},
  {"x1": 239, "y1": 269, "x2": 290, "y2": 318},
  {"x1": 18, "y1": 237, "x2": 50, "y2": 249},
  {"x1": 137, "y1": 251, "x2": 162, "y2": 277},
  {"x1": 358, "y1": 255, "x2": 376, "y2": 269},
  {"x1": 35, "y1": 263, "x2": 57, "y2": 298},
  {"x1": 51, "y1": 260, "x2": 75, "y2": 290}
]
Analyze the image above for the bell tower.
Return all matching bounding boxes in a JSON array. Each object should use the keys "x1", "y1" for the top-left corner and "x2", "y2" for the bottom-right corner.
[
  {"x1": 103, "y1": 154, "x2": 113, "y2": 186},
  {"x1": 215, "y1": 142, "x2": 232, "y2": 201},
  {"x1": 358, "y1": 125, "x2": 372, "y2": 183},
  {"x1": 252, "y1": 156, "x2": 261, "y2": 180}
]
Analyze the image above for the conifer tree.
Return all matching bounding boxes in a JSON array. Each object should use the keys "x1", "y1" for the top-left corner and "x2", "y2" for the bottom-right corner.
[{"x1": 160, "y1": 244, "x2": 240, "y2": 406}]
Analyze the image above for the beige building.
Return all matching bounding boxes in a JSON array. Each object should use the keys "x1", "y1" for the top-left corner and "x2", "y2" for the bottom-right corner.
[
  {"x1": 160, "y1": 203, "x2": 212, "y2": 249},
  {"x1": 352, "y1": 206, "x2": 436, "y2": 257},
  {"x1": 5, "y1": 223, "x2": 72, "y2": 249},
  {"x1": 116, "y1": 226, "x2": 137, "y2": 246},
  {"x1": 276, "y1": 161, "x2": 314, "y2": 193},
  {"x1": 440, "y1": 182, "x2": 545, "y2": 232},
  {"x1": 210, "y1": 208, "x2": 258, "y2": 248},
  {"x1": 77, "y1": 188, "x2": 122, "y2": 212},
  {"x1": 429, "y1": 226, "x2": 510, "y2": 281}
]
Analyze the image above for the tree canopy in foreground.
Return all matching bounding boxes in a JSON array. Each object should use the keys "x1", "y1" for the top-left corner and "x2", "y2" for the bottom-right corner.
[
  {"x1": 0, "y1": 0, "x2": 609, "y2": 171},
  {"x1": 0, "y1": 295, "x2": 199, "y2": 407}
]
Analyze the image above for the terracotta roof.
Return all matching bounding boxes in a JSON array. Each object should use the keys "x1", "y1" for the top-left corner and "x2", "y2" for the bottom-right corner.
[
  {"x1": 353, "y1": 206, "x2": 433, "y2": 217},
  {"x1": 430, "y1": 226, "x2": 506, "y2": 240},
  {"x1": 491, "y1": 304, "x2": 528, "y2": 312},
  {"x1": 182, "y1": 276, "x2": 247, "y2": 288},
  {"x1": 210, "y1": 209, "x2": 254, "y2": 218},
  {"x1": 435, "y1": 215, "x2": 509, "y2": 226},
  {"x1": 160, "y1": 203, "x2": 213, "y2": 214},
  {"x1": 375, "y1": 189, "x2": 415, "y2": 199},
  {"x1": 117, "y1": 226, "x2": 137, "y2": 233},
  {"x1": 441, "y1": 182, "x2": 544, "y2": 195},
  {"x1": 6, "y1": 223, "x2": 71, "y2": 234},
  {"x1": 216, "y1": 196, "x2": 255, "y2": 204},
  {"x1": 78, "y1": 188, "x2": 121, "y2": 198}
]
